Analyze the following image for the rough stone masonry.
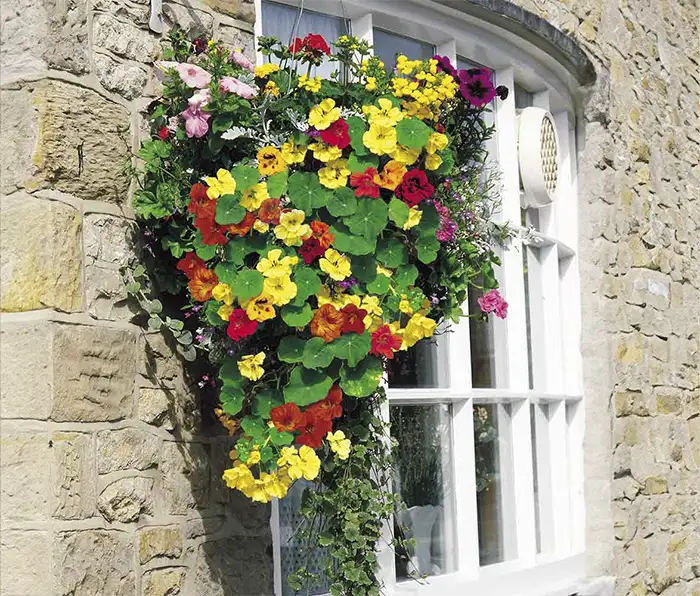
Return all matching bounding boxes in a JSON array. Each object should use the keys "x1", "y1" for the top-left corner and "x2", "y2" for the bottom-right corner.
[{"x1": 0, "y1": 1, "x2": 698, "y2": 596}]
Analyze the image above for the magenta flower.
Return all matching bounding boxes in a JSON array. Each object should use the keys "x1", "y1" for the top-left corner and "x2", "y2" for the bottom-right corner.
[
  {"x1": 231, "y1": 51, "x2": 255, "y2": 73},
  {"x1": 174, "y1": 63, "x2": 212, "y2": 89},
  {"x1": 433, "y1": 54, "x2": 457, "y2": 79},
  {"x1": 458, "y1": 69, "x2": 497, "y2": 107},
  {"x1": 219, "y1": 76, "x2": 258, "y2": 99},
  {"x1": 477, "y1": 289, "x2": 508, "y2": 319}
]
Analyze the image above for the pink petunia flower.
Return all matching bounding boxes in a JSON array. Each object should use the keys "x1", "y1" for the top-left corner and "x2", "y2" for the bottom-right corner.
[
  {"x1": 231, "y1": 51, "x2": 255, "y2": 73},
  {"x1": 219, "y1": 76, "x2": 258, "y2": 99},
  {"x1": 181, "y1": 91, "x2": 211, "y2": 138},
  {"x1": 174, "y1": 63, "x2": 212, "y2": 88},
  {"x1": 188, "y1": 88, "x2": 210, "y2": 108},
  {"x1": 477, "y1": 289, "x2": 508, "y2": 319}
]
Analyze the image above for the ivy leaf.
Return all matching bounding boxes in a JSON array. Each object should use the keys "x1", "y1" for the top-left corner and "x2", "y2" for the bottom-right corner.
[
  {"x1": 302, "y1": 337, "x2": 335, "y2": 370},
  {"x1": 252, "y1": 388, "x2": 283, "y2": 418},
  {"x1": 288, "y1": 172, "x2": 330, "y2": 215},
  {"x1": 281, "y1": 302, "x2": 313, "y2": 327},
  {"x1": 193, "y1": 231, "x2": 217, "y2": 260},
  {"x1": 267, "y1": 171, "x2": 288, "y2": 198},
  {"x1": 215, "y1": 194, "x2": 246, "y2": 225},
  {"x1": 344, "y1": 198, "x2": 388, "y2": 239},
  {"x1": 293, "y1": 266, "x2": 321, "y2": 301},
  {"x1": 394, "y1": 264, "x2": 418, "y2": 289},
  {"x1": 331, "y1": 332, "x2": 371, "y2": 367},
  {"x1": 327, "y1": 187, "x2": 358, "y2": 217},
  {"x1": 366, "y1": 274, "x2": 391, "y2": 295},
  {"x1": 339, "y1": 356, "x2": 383, "y2": 397},
  {"x1": 388, "y1": 198, "x2": 409, "y2": 227},
  {"x1": 231, "y1": 164, "x2": 259, "y2": 191},
  {"x1": 376, "y1": 238, "x2": 408, "y2": 268},
  {"x1": 396, "y1": 117, "x2": 431, "y2": 150},
  {"x1": 347, "y1": 152, "x2": 379, "y2": 173},
  {"x1": 347, "y1": 116, "x2": 369, "y2": 156},
  {"x1": 278, "y1": 336, "x2": 306, "y2": 363},
  {"x1": 329, "y1": 222, "x2": 376, "y2": 255},
  {"x1": 284, "y1": 367, "x2": 333, "y2": 407},
  {"x1": 214, "y1": 262, "x2": 238, "y2": 286},
  {"x1": 133, "y1": 190, "x2": 170, "y2": 220},
  {"x1": 233, "y1": 270, "x2": 264, "y2": 300},
  {"x1": 350, "y1": 255, "x2": 377, "y2": 283},
  {"x1": 220, "y1": 385, "x2": 244, "y2": 416}
]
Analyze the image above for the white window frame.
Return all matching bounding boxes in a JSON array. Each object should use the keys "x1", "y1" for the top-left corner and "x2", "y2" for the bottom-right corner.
[{"x1": 255, "y1": 2, "x2": 586, "y2": 595}]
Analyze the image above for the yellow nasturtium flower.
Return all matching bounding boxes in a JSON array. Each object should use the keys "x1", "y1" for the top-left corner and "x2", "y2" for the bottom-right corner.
[
  {"x1": 363, "y1": 123, "x2": 397, "y2": 156},
  {"x1": 425, "y1": 153, "x2": 443, "y2": 171},
  {"x1": 402, "y1": 314, "x2": 437, "y2": 349},
  {"x1": 318, "y1": 159, "x2": 350, "y2": 189},
  {"x1": 247, "y1": 448, "x2": 261, "y2": 465},
  {"x1": 308, "y1": 98, "x2": 341, "y2": 130},
  {"x1": 256, "y1": 248, "x2": 298, "y2": 278},
  {"x1": 326, "y1": 430, "x2": 351, "y2": 461},
  {"x1": 391, "y1": 144, "x2": 420, "y2": 165},
  {"x1": 277, "y1": 446, "x2": 320, "y2": 481},
  {"x1": 263, "y1": 275, "x2": 297, "y2": 306},
  {"x1": 253, "y1": 220, "x2": 269, "y2": 233},
  {"x1": 363, "y1": 97, "x2": 404, "y2": 127},
  {"x1": 403, "y1": 207, "x2": 423, "y2": 230},
  {"x1": 281, "y1": 138, "x2": 307, "y2": 165},
  {"x1": 204, "y1": 168, "x2": 237, "y2": 199},
  {"x1": 243, "y1": 292, "x2": 277, "y2": 322},
  {"x1": 238, "y1": 352, "x2": 265, "y2": 381},
  {"x1": 217, "y1": 303, "x2": 234, "y2": 321},
  {"x1": 425, "y1": 132, "x2": 449, "y2": 154},
  {"x1": 223, "y1": 463, "x2": 255, "y2": 490},
  {"x1": 212, "y1": 282, "x2": 234, "y2": 305},
  {"x1": 309, "y1": 141, "x2": 343, "y2": 163},
  {"x1": 257, "y1": 146, "x2": 286, "y2": 176},
  {"x1": 274, "y1": 210, "x2": 311, "y2": 246},
  {"x1": 239, "y1": 182, "x2": 269, "y2": 211},
  {"x1": 399, "y1": 294, "x2": 414, "y2": 315},
  {"x1": 319, "y1": 248, "x2": 351, "y2": 281}
]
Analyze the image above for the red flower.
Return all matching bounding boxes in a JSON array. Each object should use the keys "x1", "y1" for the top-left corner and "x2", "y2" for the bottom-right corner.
[
  {"x1": 158, "y1": 126, "x2": 169, "y2": 140},
  {"x1": 258, "y1": 198, "x2": 282, "y2": 225},
  {"x1": 188, "y1": 268, "x2": 218, "y2": 302},
  {"x1": 176, "y1": 252, "x2": 206, "y2": 279},
  {"x1": 188, "y1": 183, "x2": 211, "y2": 216},
  {"x1": 307, "y1": 385, "x2": 343, "y2": 420},
  {"x1": 435, "y1": 123, "x2": 446, "y2": 133},
  {"x1": 228, "y1": 211, "x2": 256, "y2": 236},
  {"x1": 395, "y1": 169, "x2": 435, "y2": 208},
  {"x1": 227, "y1": 309, "x2": 258, "y2": 341},
  {"x1": 303, "y1": 33, "x2": 331, "y2": 55},
  {"x1": 289, "y1": 37, "x2": 305, "y2": 53},
  {"x1": 310, "y1": 220, "x2": 334, "y2": 249},
  {"x1": 319, "y1": 118, "x2": 350, "y2": 149},
  {"x1": 296, "y1": 410, "x2": 333, "y2": 448},
  {"x1": 197, "y1": 217, "x2": 228, "y2": 245},
  {"x1": 271, "y1": 403, "x2": 305, "y2": 432},
  {"x1": 340, "y1": 304, "x2": 367, "y2": 335},
  {"x1": 370, "y1": 324, "x2": 402, "y2": 359},
  {"x1": 299, "y1": 237, "x2": 325, "y2": 265},
  {"x1": 349, "y1": 167, "x2": 380, "y2": 198}
]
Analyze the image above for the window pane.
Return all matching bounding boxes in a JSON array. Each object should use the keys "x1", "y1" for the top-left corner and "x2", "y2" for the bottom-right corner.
[
  {"x1": 530, "y1": 402, "x2": 554, "y2": 554},
  {"x1": 474, "y1": 403, "x2": 517, "y2": 565},
  {"x1": 468, "y1": 286, "x2": 496, "y2": 388},
  {"x1": 261, "y1": 1, "x2": 348, "y2": 79},
  {"x1": 387, "y1": 339, "x2": 443, "y2": 388},
  {"x1": 372, "y1": 29, "x2": 434, "y2": 71},
  {"x1": 391, "y1": 404, "x2": 455, "y2": 579}
]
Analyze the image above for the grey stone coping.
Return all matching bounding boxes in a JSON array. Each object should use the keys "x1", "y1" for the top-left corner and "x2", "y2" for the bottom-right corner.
[{"x1": 434, "y1": 0, "x2": 597, "y2": 86}]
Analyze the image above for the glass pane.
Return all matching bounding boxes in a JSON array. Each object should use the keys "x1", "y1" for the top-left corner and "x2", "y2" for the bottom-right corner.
[
  {"x1": 387, "y1": 339, "x2": 442, "y2": 388},
  {"x1": 468, "y1": 286, "x2": 496, "y2": 388},
  {"x1": 391, "y1": 404, "x2": 455, "y2": 580},
  {"x1": 514, "y1": 83, "x2": 533, "y2": 109},
  {"x1": 372, "y1": 29, "x2": 434, "y2": 71},
  {"x1": 474, "y1": 403, "x2": 516, "y2": 565},
  {"x1": 261, "y1": 1, "x2": 348, "y2": 79},
  {"x1": 531, "y1": 403, "x2": 554, "y2": 554}
]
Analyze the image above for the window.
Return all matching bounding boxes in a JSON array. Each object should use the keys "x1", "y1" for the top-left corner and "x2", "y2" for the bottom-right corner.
[{"x1": 257, "y1": 2, "x2": 585, "y2": 594}]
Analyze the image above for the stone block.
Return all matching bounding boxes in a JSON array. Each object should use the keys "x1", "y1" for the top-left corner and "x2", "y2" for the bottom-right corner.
[
  {"x1": 624, "y1": 268, "x2": 672, "y2": 311},
  {"x1": 0, "y1": 87, "x2": 39, "y2": 194},
  {"x1": 97, "y1": 428, "x2": 161, "y2": 474},
  {"x1": 0, "y1": 322, "x2": 52, "y2": 419},
  {"x1": 138, "y1": 387, "x2": 175, "y2": 429},
  {"x1": 202, "y1": 0, "x2": 254, "y2": 23},
  {"x1": 644, "y1": 476, "x2": 669, "y2": 495},
  {"x1": 160, "y1": 441, "x2": 209, "y2": 515},
  {"x1": 98, "y1": 476, "x2": 154, "y2": 522},
  {"x1": 0, "y1": 530, "x2": 51, "y2": 596},
  {"x1": 32, "y1": 80, "x2": 131, "y2": 203},
  {"x1": 51, "y1": 324, "x2": 138, "y2": 422},
  {"x1": 54, "y1": 529, "x2": 135, "y2": 596},
  {"x1": 94, "y1": 52, "x2": 149, "y2": 100},
  {"x1": 92, "y1": 0, "x2": 150, "y2": 28},
  {"x1": 93, "y1": 13, "x2": 160, "y2": 62},
  {"x1": 85, "y1": 264, "x2": 135, "y2": 321},
  {"x1": 84, "y1": 214, "x2": 137, "y2": 266},
  {"x1": 0, "y1": 432, "x2": 50, "y2": 522},
  {"x1": 139, "y1": 526, "x2": 183, "y2": 563},
  {"x1": 51, "y1": 431, "x2": 96, "y2": 520},
  {"x1": 142, "y1": 568, "x2": 185, "y2": 596},
  {"x1": 163, "y1": 2, "x2": 214, "y2": 37},
  {"x1": 217, "y1": 25, "x2": 255, "y2": 58},
  {"x1": 0, "y1": 193, "x2": 82, "y2": 313}
]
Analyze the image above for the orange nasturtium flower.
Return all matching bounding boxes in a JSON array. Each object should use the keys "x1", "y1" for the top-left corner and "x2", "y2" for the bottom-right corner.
[
  {"x1": 229, "y1": 211, "x2": 256, "y2": 236},
  {"x1": 310, "y1": 303, "x2": 345, "y2": 343},
  {"x1": 374, "y1": 160, "x2": 408, "y2": 191},
  {"x1": 188, "y1": 268, "x2": 219, "y2": 302}
]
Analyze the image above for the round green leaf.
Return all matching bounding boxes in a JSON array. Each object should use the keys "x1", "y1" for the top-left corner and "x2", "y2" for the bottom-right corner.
[
  {"x1": 394, "y1": 264, "x2": 418, "y2": 289},
  {"x1": 302, "y1": 337, "x2": 335, "y2": 369},
  {"x1": 347, "y1": 152, "x2": 379, "y2": 174},
  {"x1": 219, "y1": 359, "x2": 243, "y2": 388},
  {"x1": 269, "y1": 428, "x2": 294, "y2": 446},
  {"x1": 233, "y1": 269, "x2": 264, "y2": 300},
  {"x1": 377, "y1": 238, "x2": 408, "y2": 268},
  {"x1": 388, "y1": 198, "x2": 409, "y2": 227},
  {"x1": 396, "y1": 117, "x2": 431, "y2": 150},
  {"x1": 347, "y1": 116, "x2": 369, "y2": 156},
  {"x1": 329, "y1": 223, "x2": 376, "y2": 255},
  {"x1": 214, "y1": 262, "x2": 238, "y2": 286},
  {"x1": 193, "y1": 231, "x2": 217, "y2": 260},
  {"x1": 278, "y1": 336, "x2": 306, "y2": 363},
  {"x1": 331, "y1": 332, "x2": 371, "y2": 367},
  {"x1": 231, "y1": 164, "x2": 259, "y2": 191},
  {"x1": 281, "y1": 302, "x2": 313, "y2": 327},
  {"x1": 327, "y1": 187, "x2": 358, "y2": 217},
  {"x1": 366, "y1": 274, "x2": 391, "y2": 295},
  {"x1": 241, "y1": 416, "x2": 267, "y2": 442},
  {"x1": 252, "y1": 388, "x2": 283, "y2": 418},
  {"x1": 293, "y1": 266, "x2": 321, "y2": 301},
  {"x1": 267, "y1": 171, "x2": 288, "y2": 198},
  {"x1": 339, "y1": 356, "x2": 383, "y2": 397},
  {"x1": 219, "y1": 385, "x2": 244, "y2": 416},
  {"x1": 284, "y1": 366, "x2": 333, "y2": 406},
  {"x1": 225, "y1": 237, "x2": 248, "y2": 264},
  {"x1": 350, "y1": 255, "x2": 377, "y2": 283},
  {"x1": 417, "y1": 236, "x2": 440, "y2": 264},
  {"x1": 417, "y1": 203, "x2": 440, "y2": 236},
  {"x1": 344, "y1": 198, "x2": 388, "y2": 239},
  {"x1": 288, "y1": 172, "x2": 330, "y2": 215},
  {"x1": 215, "y1": 193, "x2": 246, "y2": 225}
]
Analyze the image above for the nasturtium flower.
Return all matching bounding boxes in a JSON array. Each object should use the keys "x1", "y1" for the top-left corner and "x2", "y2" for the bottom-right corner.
[
  {"x1": 253, "y1": 220, "x2": 269, "y2": 233},
  {"x1": 349, "y1": 167, "x2": 380, "y2": 198},
  {"x1": 374, "y1": 160, "x2": 407, "y2": 190},
  {"x1": 256, "y1": 248, "x2": 298, "y2": 278},
  {"x1": 310, "y1": 303, "x2": 345, "y2": 343},
  {"x1": 257, "y1": 146, "x2": 286, "y2": 176},
  {"x1": 391, "y1": 144, "x2": 421, "y2": 165},
  {"x1": 403, "y1": 206, "x2": 423, "y2": 229},
  {"x1": 296, "y1": 411, "x2": 332, "y2": 449},
  {"x1": 319, "y1": 248, "x2": 351, "y2": 281},
  {"x1": 212, "y1": 282, "x2": 234, "y2": 305},
  {"x1": 274, "y1": 210, "x2": 311, "y2": 246},
  {"x1": 318, "y1": 159, "x2": 350, "y2": 189},
  {"x1": 240, "y1": 182, "x2": 269, "y2": 211},
  {"x1": 281, "y1": 138, "x2": 307, "y2": 165},
  {"x1": 376, "y1": 264, "x2": 393, "y2": 278},
  {"x1": 395, "y1": 169, "x2": 435, "y2": 207},
  {"x1": 363, "y1": 123, "x2": 397, "y2": 156},
  {"x1": 217, "y1": 303, "x2": 234, "y2": 321},
  {"x1": 247, "y1": 449, "x2": 261, "y2": 465},
  {"x1": 319, "y1": 118, "x2": 351, "y2": 149},
  {"x1": 263, "y1": 275, "x2": 297, "y2": 306},
  {"x1": 223, "y1": 463, "x2": 255, "y2": 490},
  {"x1": 271, "y1": 403, "x2": 304, "y2": 432},
  {"x1": 363, "y1": 98, "x2": 404, "y2": 127},
  {"x1": 308, "y1": 98, "x2": 341, "y2": 130},
  {"x1": 253, "y1": 63, "x2": 280, "y2": 78},
  {"x1": 298, "y1": 74, "x2": 322, "y2": 93},
  {"x1": 298, "y1": 237, "x2": 324, "y2": 265},
  {"x1": 260, "y1": 471, "x2": 288, "y2": 500},
  {"x1": 399, "y1": 295, "x2": 414, "y2": 314},
  {"x1": 204, "y1": 168, "x2": 236, "y2": 199},
  {"x1": 326, "y1": 430, "x2": 351, "y2": 460},
  {"x1": 402, "y1": 314, "x2": 437, "y2": 349},
  {"x1": 425, "y1": 153, "x2": 443, "y2": 170},
  {"x1": 307, "y1": 385, "x2": 343, "y2": 420},
  {"x1": 309, "y1": 221, "x2": 334, "y2": 249},
  {"x1": 370, "y1": 324, "x2": 403, "y2": 359},
  {"x1": 282, "y1": 445, "x2": 321, "y2": 479},
  {"x1": 361, "y1": 295, "x2": 383, "y2": 317},
  {"x1": 426, "y1": 132, "x2": 449, "y2": 154},
  {"x1": 227, "y1": 308, "x2": 258, "y2": 341},
  {"x1": 243, "y1": 292, "x2": 276, "y2": 322},
  {"x1": 238, "y1": 352, "x2": 265, "y2": 381},
  {"x1": 309, "y1": 141, "x2": 343, "y2": 163},
  {"x1": 188, "y1": 268, "x2": 218, "y2": 302},
  {"x1": 258, "y1": 198, "x2": 282, "y2": 224},
  {"x1": 340, "y1": 304, "x2": 367, "y2": 334},
  {"x1": 177, "y1": 251, "x2": 206, "y2": 279},
  {"x1": 228, "y1": 211, "x2": 256, "y2": 236}
]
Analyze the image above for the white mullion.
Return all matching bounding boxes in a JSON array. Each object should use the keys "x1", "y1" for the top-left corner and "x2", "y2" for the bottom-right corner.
[
  {"x1": 547, "y1": 400, "x2": 571, "y2": 554},
  {"x1": 567, "y1": 401, "x2": 586, "y2": 553},
  {"x1": 436, "y1": 39, "x2": 456, "y2": 63},
  {"x1": 377, "y1": 382, "x2": 397, "y2": 590},
  {"x1": 351, "y1": 12, "x2": 373, "y2": 45},
  {"x1": 494, "y1": 67, "x2": 537, "y2": 565}
]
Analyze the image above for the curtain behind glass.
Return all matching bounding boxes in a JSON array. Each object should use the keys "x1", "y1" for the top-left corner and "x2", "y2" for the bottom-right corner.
[
  {"x1": 372, "y1": 29, "x2": 434, "y2": 72},
  {"x1": 261, "y1": 1, "x2": 348, "y2": 79}
]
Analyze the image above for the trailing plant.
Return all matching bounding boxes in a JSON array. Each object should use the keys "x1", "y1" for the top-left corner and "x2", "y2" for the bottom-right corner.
[{"x1": 133, "y1": 28, "x2": 510, "y2": 595}]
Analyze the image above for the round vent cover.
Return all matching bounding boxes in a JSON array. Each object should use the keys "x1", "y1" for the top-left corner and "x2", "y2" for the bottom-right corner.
[{"x1": 517, "y1": 107, "x2": 560, "y2": 208}]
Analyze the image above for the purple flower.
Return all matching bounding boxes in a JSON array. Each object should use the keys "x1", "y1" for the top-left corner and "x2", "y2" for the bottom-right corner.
[
  {"x1": 477, "y1": 289, "x2": 508, "y2": 319},
  {"x1": 337, "y1": 277, "x2": 357, "y2": 290},
  {"x1": 496, "y1": 85, "x2": 509, "y2": 101},
  {"x1": 459, "y1": 70, "x2": 497, "y2": 107},
  {"x1": 433, "y1": 54, "x2": 457, "y2": 78},
  {"x1": 192, "y1": 37, "x2": 208, "y2": 55}
]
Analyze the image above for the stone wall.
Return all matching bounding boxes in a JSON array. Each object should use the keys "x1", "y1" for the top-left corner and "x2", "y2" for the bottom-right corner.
[
  {"x1": 0, "y1": 1, "x2": 274, "y2": 595},
  {"x1": 505, "y1": 1, "x2": 700, "y2": 594}
]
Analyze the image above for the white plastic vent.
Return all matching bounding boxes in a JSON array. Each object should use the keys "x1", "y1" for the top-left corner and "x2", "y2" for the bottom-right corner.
[{"x1": 517, "y1": 107, "x2": 560, "y2": 208}]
